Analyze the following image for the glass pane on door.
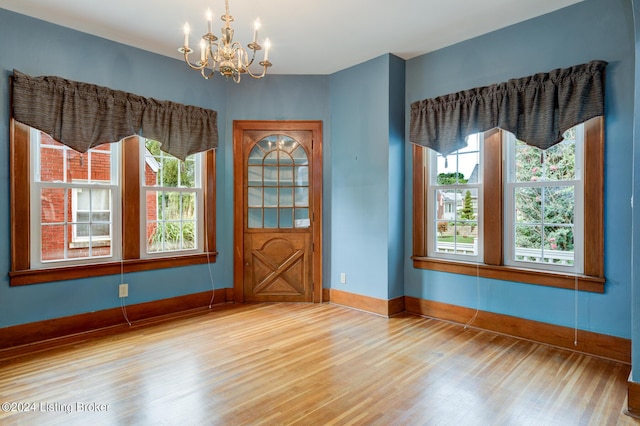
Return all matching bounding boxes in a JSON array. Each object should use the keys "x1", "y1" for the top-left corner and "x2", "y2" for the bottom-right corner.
[{"x1": 247, "y1": 134, "x2": 310, "y2": 229}]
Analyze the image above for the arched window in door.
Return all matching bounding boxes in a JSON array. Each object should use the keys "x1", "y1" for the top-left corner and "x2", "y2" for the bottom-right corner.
[{"x1": 247, "y1": 135, "x2": 310, "y2": 229}]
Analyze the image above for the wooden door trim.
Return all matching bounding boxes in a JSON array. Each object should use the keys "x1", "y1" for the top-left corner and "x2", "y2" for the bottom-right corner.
[{"x1": 233, "y1": 120, "x2": 323, "y2": 303}]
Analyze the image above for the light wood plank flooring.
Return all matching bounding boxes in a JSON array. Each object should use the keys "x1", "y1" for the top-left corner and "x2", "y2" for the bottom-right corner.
[{"x1": 0, "y1": 302, "x2": 636, "y2": 425}]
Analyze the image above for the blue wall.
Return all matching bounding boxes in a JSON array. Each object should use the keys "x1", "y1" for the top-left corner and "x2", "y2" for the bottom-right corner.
[
  {"x1": 388, "y1": 55, "x2": 406, "y2": 300},
  {"x1": 0, "y1": 9, "x2": 330, "y2": 328},
  {"x1": 329, "y1": 54, "x2": 405, "y2": 300},
  {"x1": 404, "y1": 0, "x2": 635, "y2": 339},
  {"x1": 631, "y1": 0, "x2": 640, "y2": 381}
]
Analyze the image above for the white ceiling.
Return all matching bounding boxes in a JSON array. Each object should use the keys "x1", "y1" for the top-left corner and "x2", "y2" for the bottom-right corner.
[{"x1": 0, "y1": 0, "x2": 582, "y2": 75}]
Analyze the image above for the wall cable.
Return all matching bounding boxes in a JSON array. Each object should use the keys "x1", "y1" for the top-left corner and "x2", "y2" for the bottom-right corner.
[{"x1": 464, "y1": 263, "x2": 481, "y2": 330}]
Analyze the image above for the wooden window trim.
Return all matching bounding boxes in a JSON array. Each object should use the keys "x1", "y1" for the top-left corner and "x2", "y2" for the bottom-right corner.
[
  {"x1": 412, "y1": 117, "x2": 605, "y2": 294},
  {"x1": 9, "y1": 120, "x2": 217, "y2": 286}
]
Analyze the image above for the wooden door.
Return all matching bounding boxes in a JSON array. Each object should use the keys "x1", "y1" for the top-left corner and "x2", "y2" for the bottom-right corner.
[{"x1": 233, "y1": 121, "x2": 322, "y2": 303}]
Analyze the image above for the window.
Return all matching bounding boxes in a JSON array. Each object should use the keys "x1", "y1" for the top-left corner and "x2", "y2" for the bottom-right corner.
[
  {"x1": 412, "y1": 118, "x2": 604, "y2": 293},
  {"x1": 504, "y1": 127, "x2": 584, "y2": 273},
  {"x1": 30, "y1": 130, "x2": 119, "y2": 267},
  {"x1": 10, "y1": 121, "x2": 217, "y2": 286},
  {"x1": 247, "y1": 135, "x2": 310, "y2": 229},
  {"x1": 142, "y1": 139, "x2": 203, "y2": 255},
  {"x1": 427, "y1": 133, "x2": 482, "y2": 261}
]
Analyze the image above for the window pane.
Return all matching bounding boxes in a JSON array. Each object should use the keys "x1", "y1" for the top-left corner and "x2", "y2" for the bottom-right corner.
[
  {"x1": 90, "y1": 150, "x2": 112, "y2": 182},
  {"x1": 41, "y1": 224, "x2": 66, "y2": 261},
  {"x1": 180, "y1": 159, "x2": 197, "y2": 188},
  {"x1": 515, "y1": 143, "x2": 543, "y2": 183},
  {"x1": 280, "y1": 166, "x2": 293, "y2": 186},
  {"x1": 295, "y1": 166, "x2": 309, "y2": 186},
  {"x1": 515, "y1": 187, "x2": 542, "y2": 223},
  {"x1": 248, "y1": 208, "x2": 262, "y2": 228},
  {"x1": 456, "y1": 189, "x2": 477, "y2": 222},
  {"x1": 543, "y1": 186, "x2": 574, "y2": 224},
  {"x1": 39, "y1": 145, "x2": 65, "y2": 182},
  {"x1": 160, "y1": 157, "x2": 179, "y2": 187},
  {"x1": 294, "y1": 208, "x2": 309, "y2": 228},
  {"x1": 264, "y1": 151, "x2": 278, "y2": 165},
  {"x1": 248, "y1": 187, "x2": 263, "y2": 207},
  {"x1": 41, "y1": 188, "x2": 66, "y2": 224},
  {"x1": 248, "y1": 166, "x2": 262, "y2": 186},
  {"x1": 279, "y1": 208, "x2": 293, "y2": 228},
  {"x1": 278, "y1": 136, "x2": 297, "y2": 153},
  {"x1": 258, "y1": 137, "x2": 276, "y2": 152},
  {"x1": 249, "y1": 146, "x2": 264, "y2": 165},
  {"x1": 294, "y1": 187, "x2": 308, "y2": 207},
  {"x1": 544, "y1": 140, "x2": 575, "y2": 181},
  {"x1": 264, "y1": 208, "x2": 278, "y2": 228},
  {"x1": 264, "y1": 188, "x2": 278, "y2": 207},
  {"x1": 514, "y1": 224, "x2": 543, "y2": 259},
  {"x1": 279, "y1": 150, "x2": 294, "y2": 165},
  {"x1": 182, "y1": 221, "x2": 196, "y2": 249},
  {"x1": 264, "y1": 167, "x2": 278, "y2": 186},
  {"x1": 279, "y1": 187, "x2": 293, "y2": 207},
  {"x1": 292, "y1": 146, "x2": 308, "y2": 165}
]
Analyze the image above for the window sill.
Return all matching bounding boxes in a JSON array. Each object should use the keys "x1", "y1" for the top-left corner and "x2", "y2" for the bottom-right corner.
[
  {"x1": 412, "y1": 256, "x2": 605, "y2": 293},
  {"x1": 9, "y1": 252, "x2": 218, "y2": 286}
]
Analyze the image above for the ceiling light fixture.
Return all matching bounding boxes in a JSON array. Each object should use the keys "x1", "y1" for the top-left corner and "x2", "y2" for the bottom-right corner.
[{"x1": 179, "y1": 0, "x2": 271, "y2": 83}]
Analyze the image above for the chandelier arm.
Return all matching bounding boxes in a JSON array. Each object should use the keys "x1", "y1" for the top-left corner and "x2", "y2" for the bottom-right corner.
[
  {"x1": 200, "y1": 67, "x2": 217, "y2": 79},
  {"x1": 179, "y1": 48, "x2": 207, "y2": 71},
  {"x1": 244, "y1": 46, "x2": 260, "y2": 68},
  {"x1": 244, "y1": 62, "x2": 271, "y2": 79}
]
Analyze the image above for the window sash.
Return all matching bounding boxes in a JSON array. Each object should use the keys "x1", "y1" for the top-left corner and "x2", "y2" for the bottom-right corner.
[
  {"x1": 140, "y1": 138, "x2": 205, "y2": 257},
  {"x1": 426, "y1": 136, "x2": 484, "y2": 262},
  {"x1": 503, "y1": 129, "x2": 585, "y2": 273},
  {"x1": 29, "y1": 129, "x2": 121, "y2": 267}
]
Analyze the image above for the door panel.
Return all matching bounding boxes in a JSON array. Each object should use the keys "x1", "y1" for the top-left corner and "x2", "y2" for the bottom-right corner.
[
  {"x1": 233, "y1": 121, "x2": 323, "y2": 303},
  {"x1": 244, "y1": 232, "x2": 311, "y2": 301}
]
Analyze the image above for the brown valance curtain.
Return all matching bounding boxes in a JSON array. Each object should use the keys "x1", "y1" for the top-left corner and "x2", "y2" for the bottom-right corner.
[
  {"x1": 409, "y1": 60, "x2": 607, "y2": 156},
  {"x1": 11, "y1": 70, "x2": 218, "y2": 160}
]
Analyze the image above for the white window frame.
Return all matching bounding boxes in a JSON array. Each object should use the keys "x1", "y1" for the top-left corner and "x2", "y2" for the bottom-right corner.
[
  {"x1": 29, "y1": 128, "x2": 121, "y2": 268},
  {"x1": 426, "y1": 133, "x2": 484, "y2": 263},
  {"x1": 503, "y1": 125, "x2": 585, "y2": 273},
  {"x1": 139, "y1": 137, "x2": 205, "y2": 258}
]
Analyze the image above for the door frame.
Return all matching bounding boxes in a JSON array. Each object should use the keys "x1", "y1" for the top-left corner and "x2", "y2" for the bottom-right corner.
[{"x1": 233, "y1": 120, "x2": 323, "y2": 303}]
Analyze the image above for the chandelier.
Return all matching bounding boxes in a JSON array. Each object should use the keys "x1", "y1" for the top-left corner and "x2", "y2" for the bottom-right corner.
[{"x1": 179, "y1": 0, "x2": 271, "y2": 83}]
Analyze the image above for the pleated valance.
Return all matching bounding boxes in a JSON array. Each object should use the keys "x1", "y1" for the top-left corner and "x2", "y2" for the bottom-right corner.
[
  {"x1": 409, "y1": 60, "x2": 607, "y2": 156},
  {"x1": 11, "y1": 70, "x2": 218, "y2": 160}
]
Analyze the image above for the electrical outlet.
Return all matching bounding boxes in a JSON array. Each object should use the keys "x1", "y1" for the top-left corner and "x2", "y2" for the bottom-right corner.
[
  {"x1": 340, "y1": 273, "x2": 346, "y2": 284},
  {"x1": 119, "y1": 283, "x2": 128, "y2": 298}
]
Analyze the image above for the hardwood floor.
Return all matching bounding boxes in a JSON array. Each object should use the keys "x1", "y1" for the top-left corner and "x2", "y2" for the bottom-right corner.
[{"x1": 0, "y1": 302, "x2": 636, "y2": 425}]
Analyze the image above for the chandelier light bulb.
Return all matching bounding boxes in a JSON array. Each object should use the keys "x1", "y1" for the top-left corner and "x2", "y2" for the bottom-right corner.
[
  {"x1": 264, "y1": 38, "x2": 271, "y2": 61},
  {"x1": 253, "y1": 18, "x2": 261, "y2": 43},
  {"x1": 183, "y1": 22, "x2": 190, "y2": 48},
  {"x1": 206, "y1": 9, "x2": 213, "y2": 33}
]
